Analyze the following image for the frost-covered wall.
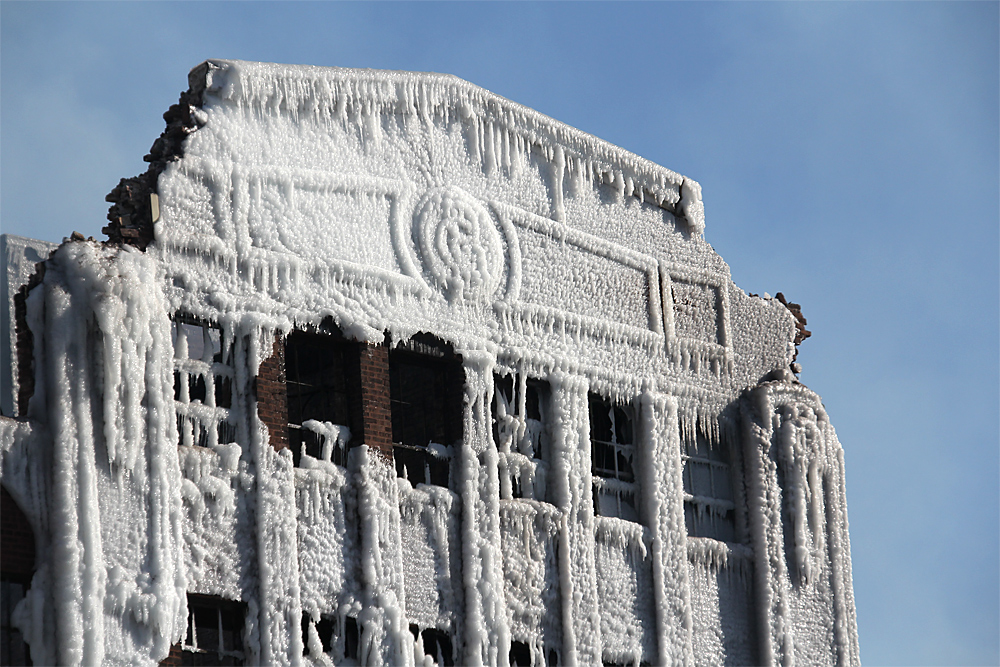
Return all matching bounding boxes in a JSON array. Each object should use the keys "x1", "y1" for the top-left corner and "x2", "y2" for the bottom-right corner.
[{"x1": 0, "y1": 60, "x2": 859, "y2": 666}]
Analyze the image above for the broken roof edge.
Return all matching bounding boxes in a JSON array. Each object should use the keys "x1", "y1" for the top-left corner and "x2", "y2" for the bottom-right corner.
[{"x1": 192, "y1": 59, "x2": 706, "y2": 234}]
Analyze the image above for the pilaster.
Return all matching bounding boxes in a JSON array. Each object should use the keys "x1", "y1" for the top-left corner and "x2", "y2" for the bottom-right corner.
[
  {"x1": 458, "y1": 353, "x2": 510, "y2": 666},
  {"x1": 548, "y1": 374, "x2": 601, "y2": 666},
  {"x1": 638, "y1": 391, "x2": 694, "y2": 666}
]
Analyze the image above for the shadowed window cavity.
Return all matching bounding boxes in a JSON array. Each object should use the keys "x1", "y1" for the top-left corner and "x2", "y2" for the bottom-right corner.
[
  {"x1": 181, "y1": 595, "x2": 245, "y2": 666},
  {"x1": 390, "y1": 334, "x2": 463, "y2": 486},
  {"x1": 285, "y1": 328, "x2": 356, "y2": 467},
  {"x1": 493, "y1": 372, "x2": 551, "y2": 500},
  {"x1": 589, "y1": 392, "x2": 640, "y2": 523},
  {"x1": 681, "y1": 428, "x2": 736, "y2": 542},
  {"x1": 171, "y1": 316, "x2": 236, "y2": 449}
]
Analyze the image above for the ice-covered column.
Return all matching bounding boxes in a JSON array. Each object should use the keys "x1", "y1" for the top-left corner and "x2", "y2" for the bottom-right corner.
[
  {"x1": 823, "y1": 437, "x2": 860, "y2": 667},
  {"x1": 742, "y1": 382, "x2": 860, "y2": 667},
  {"x1": 12, "y1": 242, "x2": 187, "y2": 666},
  {"x1": 743, "y1": 384, "x2": 793, "y2": 666},
  {"x1": 349, "y1": 445, "x2": 412, "y2": 666},
  {"x1": 248, "y1": 331, "x2": 304, "y2": 666},
  {"x1": 457, "y1": 352, "x2": 510, "y2": 666},
  {"x1": 637, "y1": 391, "x2": 694, "y2": 666},
  {"x1": 548, "y1": 373, "x2": 601, "y2": 666}
]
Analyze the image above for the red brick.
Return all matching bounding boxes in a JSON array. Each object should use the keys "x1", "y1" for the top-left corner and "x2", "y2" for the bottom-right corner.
[
  {"x1": 256, "y1": 335, "x2": 288, "y2": 452},
  {"x1": 158, "y1": 643, "x2": 183, "y2": 667},
  {"x1": 357, "y1": 344, "x2": 393, "y2": 454}
]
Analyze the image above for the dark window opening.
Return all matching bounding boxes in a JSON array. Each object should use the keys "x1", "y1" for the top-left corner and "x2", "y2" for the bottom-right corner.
[
  {"x1": 181, "y1": 595, "x2": 245, "y2": 666},
  {"x1": 390, "y1": 334, "x2": 462, "y2": 487},
  {"x1": 682, "y1": 428, "x2": 736, "y2": 543},
  {"x1": 394, "y1": 445, "x2": 450, "y2": 487},
  {"x1": 285, "y1": 328, "x2": 356, "y2": 467},
  {"x1": 172, "y1": 317, "x2": 235, "y2": 449},
  {"x1": 1, "y1": 579, "x2": 31, "y2": 666},
  {"x1": 589, "y1": 393, "x2": 640, "y2": 523},
  {"x1": 296, "y1": 611, "x2": 361, "y2": 663},
  {"x1": 177, "y1": 415, "x2": 210, "y2": 449},
  {"x1": 509, "y1": 641, "x2": 532, "y2": 666},
  {"x1": 409, "y1": 624, "x2": 454, "y2": 666},
  {"x1": 1, "y1": 486, "x2": 33, "y2": 666},
  {"x1": 493, "y1": 372, "x2": 551, "y2": 501},
  {"x1": 344, "y1": 616, "x2": 360, "y2": 661},
  {"x1": 510, "y1": 473, "x2": 524, "y2": 500},
  {"x1": 217, "y1": 420, "x2": 237, "y2": 445},
  {"x1": 507, "y1": 642, "x2": 560, "y2": 667},
  {"x1": 215, "y1": 376, "x2": 232, "y2": 410},
  {"x1": 301, "y1": 612, "x2": 337, "y2": 656}
]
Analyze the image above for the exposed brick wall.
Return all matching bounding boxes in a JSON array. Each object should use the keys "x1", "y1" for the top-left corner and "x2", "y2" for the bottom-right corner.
[
  {"x1": 775, "y1": 292, "x2": 811, "y2": 346},
  {"x1": 259, "y1": 330, "x2": 395, "y2": 460},
  {"x1": 105, "y1": 64, "x2": 210, "y2": 250},
  {"x1": 1, "y1": 486, "x2": 35, "y2": 578},
  {"x1": 158, "y1": 643, "x2": 183, "y2": 667},
  {"x1": 358, "y1": 344, "x2": 393, "y2": 455},
  {"x1": 344, "y1": 341, "x2": 365, "y2": 448},
  {"x1": 256, "y1": 335, "x2": 289, "y2": 452}
]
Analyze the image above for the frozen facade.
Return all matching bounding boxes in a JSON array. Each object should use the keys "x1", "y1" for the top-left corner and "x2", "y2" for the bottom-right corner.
[{"x1": 0, "y1": 60, "x2": 859, "y2": 666}]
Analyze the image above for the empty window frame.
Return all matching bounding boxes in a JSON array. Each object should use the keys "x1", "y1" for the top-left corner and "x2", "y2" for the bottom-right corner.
[
  {"x1": 493, "y1": 372, "x2": 551, "y2": 500},
  {"x1": 285, "y1": 329, "x2": 356, "y2": 467},
  {"x1": 681, "y1": 429, "x2": 736, "y2": 542},
  {"x1": 389, "y1": 335, "x2": 463, "y2": 487},
  {"x1": 172, "y1": 317, "x2": 236, "y2": 449},
  {"x1": 589, "y1": 393, "x2": 640, "y2": 523},
  {"x1": 181, "y1": 595, "x2": 245, "y2": 666}
]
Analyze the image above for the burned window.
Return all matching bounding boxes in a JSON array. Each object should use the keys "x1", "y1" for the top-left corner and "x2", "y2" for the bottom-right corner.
[
  {"x1": 181, "y1": 595, "x2": 245, "y2": 666},
  {"x1": 285, "y1": 329, "x2": 356, "y2": 467},
  {"x1": 681, "y1": 429, "x2": 736, "y2": 542},
  {"x1": 409, "y1": 624, "x2": 454, "y2": 666},
  {"x1": 389, "y1": 335, "x2": 463, "y2": 486},
  {"x1": 172, "y1": 317, "x2": 236, "y2": 449},
  {"x1": 493, "y1": 372, "x2": 551, "y2": 501},
  {"x1": 590, "y1": 393, "x2": 640, "y2": 523},
  {"x1": 301, "y1": 612, "x2": 359, "y2": 663}
]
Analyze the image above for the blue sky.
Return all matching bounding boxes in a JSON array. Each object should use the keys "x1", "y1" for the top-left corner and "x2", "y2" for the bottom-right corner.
[{"x1": 2, "y1": 2, "x2": 997, "y2": 664}]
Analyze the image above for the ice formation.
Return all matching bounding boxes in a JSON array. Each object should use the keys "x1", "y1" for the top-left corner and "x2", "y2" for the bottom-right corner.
[{"x1": 0, "y1": 60, "x2": 859, "y2": 666}]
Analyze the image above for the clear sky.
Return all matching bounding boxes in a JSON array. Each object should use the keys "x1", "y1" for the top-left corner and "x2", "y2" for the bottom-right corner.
[{"x1": 2, "y1": 2, "x2": 997, "y2": 664}]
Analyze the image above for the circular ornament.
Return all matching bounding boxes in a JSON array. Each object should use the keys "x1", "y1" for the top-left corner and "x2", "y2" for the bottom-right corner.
[{"x1": 413, "y1": 187, "x2": 503, "y2": 301}]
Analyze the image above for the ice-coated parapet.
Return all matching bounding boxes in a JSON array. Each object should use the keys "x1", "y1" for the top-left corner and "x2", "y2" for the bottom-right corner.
[
  {"x1": 151, "y1": 59, "x2": 799, "y2": 409},
  {"x1": 190, "y1": 59, "x2": 696, "y2": 229}
]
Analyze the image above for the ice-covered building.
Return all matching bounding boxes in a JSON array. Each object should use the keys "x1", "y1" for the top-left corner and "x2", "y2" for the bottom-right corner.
[{"x1": 0, "y1": 60, "x2": 859, "y2": 667}]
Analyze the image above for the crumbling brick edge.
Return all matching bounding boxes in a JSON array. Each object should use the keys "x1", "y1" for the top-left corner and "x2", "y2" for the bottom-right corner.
[{"x1": 104, "y1": 62, "x2": 212, "y2": 250}]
